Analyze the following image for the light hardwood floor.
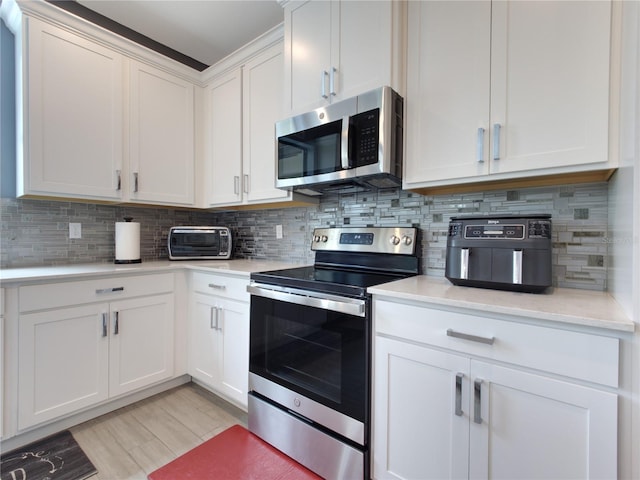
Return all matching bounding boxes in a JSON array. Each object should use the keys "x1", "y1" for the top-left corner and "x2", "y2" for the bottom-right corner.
[{"x1": 71, "y1": 383, "x2": 247, "y2": 480}]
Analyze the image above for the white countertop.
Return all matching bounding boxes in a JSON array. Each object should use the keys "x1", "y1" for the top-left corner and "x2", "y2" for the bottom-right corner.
[
  {"x1": 2, "y1": 262, "x2": 634, "y2": 333},
  {"x1": 0, "y1": 259, "x2": 301, "y2": 284},
  {"x1": 369, "y1": 276, "x2": 635, "y2": 333}
]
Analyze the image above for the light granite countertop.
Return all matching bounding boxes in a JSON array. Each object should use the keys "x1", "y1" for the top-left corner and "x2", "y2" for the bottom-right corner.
[
  {"x1": 0, "y1": 259, "x2": 301, "y2": 284},
  {"x1": 369, "y1": 276, "x2": 635, "y2": 333}
]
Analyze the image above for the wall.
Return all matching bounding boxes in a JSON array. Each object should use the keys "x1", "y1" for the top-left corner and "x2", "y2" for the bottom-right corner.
[
  {"x1": 1, "y1": 20, "x2": 16, "y2": 198},
  {"x1": 1, "y1": 181, "x2": 609, "y2": 291}
]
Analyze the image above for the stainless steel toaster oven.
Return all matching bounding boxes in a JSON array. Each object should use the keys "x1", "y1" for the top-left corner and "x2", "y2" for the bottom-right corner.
[{"x1": 168, "y1": 226, "x2": 232, "y2": 260}]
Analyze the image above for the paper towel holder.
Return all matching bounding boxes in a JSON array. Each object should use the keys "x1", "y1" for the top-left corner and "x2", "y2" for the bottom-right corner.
[{"x1": 115, "y1": 216, "x2": 142, "y2": 264}]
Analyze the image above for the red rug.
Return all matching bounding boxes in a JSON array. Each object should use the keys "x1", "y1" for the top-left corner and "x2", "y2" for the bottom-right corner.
[{"x1": 148, "y1": 424, "x2": 322, "y2": 480}]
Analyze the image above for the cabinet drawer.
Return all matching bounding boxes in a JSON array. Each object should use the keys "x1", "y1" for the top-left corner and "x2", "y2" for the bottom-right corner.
[
  {"x1": 374, "y1": 299, "x2": 619, "y2": 388},
  {"x1": 19, "y1": 273, "x2": 174, "y2": 312},
  {"x1": 190, "y1": 271, "x2": 249, "y2": 302}
]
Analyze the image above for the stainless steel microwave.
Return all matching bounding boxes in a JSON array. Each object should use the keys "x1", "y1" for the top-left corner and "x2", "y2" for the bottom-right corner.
[
  {"x1": 275, "y1": 86, "x2": 403, "y2": 195},
  {"x1": 168, "y1": 226, "x2": 232, "y2": 260}
]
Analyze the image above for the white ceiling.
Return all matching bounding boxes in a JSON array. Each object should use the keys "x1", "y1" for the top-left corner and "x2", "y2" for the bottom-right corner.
[{"x1": 76, "y1": 0, "x2": 284, "y2": 67}]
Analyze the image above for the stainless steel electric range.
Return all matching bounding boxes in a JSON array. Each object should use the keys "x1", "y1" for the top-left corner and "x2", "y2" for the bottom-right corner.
[{"x1": 247, "y1": 226, "x2": 420, "y2": 479}]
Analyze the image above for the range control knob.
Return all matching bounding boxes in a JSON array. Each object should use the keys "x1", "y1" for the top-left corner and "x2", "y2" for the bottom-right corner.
[
  {"x1": 313, "y1": 235, "x2": 321, "y2": 242},
  {"x1": 321, "y1": 235, "x2": 328, "y2": 242},
  {"x1": 402, "y1": 235, "x2": 413, "y2": 246},
  {"x1": 390, "y1": 235, "x2": 401, "y2": 246}
]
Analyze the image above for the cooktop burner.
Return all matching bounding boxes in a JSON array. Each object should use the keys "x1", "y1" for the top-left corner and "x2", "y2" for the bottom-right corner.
[
  {"x1": 250, "y1": 227, "x2": 421, "y2": 298},
  {"x1": 251, "y1": 265, "x2": 412, "y2": 298}
]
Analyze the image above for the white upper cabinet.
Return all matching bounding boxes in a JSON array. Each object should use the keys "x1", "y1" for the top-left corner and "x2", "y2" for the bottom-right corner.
[
  {"x1": 21, "y1": 17, "x2": 124, "y2": 201},
  {"x1": 404, "y1": 0, "x2": 616, "y2": 191},
  {"x1": 129, "y1": 61, "x2": 195, "y2": 206},
  {"x1": 203, "y1": 67, "x2": 243, "y2": 206},
  {"x1": 242, "y1": 42, "x2": 290, "y2": 204},
  {"x1": 283, "y1": 0, "x2": 405, "y2": 116},
  {"x1": 202, "y1": 35, "x2": 315, "y2": 208}
]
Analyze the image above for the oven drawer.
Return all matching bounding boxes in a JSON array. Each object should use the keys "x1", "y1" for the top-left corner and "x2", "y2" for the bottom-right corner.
[
  {"x1": 190, "y1": 271, "x2": 249, "y2": 302},
  {"x1": 374, "y1": 299, "x2": 619, "y2": 388}
]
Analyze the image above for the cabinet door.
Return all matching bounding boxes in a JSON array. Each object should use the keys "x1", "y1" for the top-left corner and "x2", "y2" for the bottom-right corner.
[
  {"x1": 204, "y1": 68, "x2": 243, "y2": 206},
  {"x1": 334, "y1": 1, "x2": 397, "y2": 102},
  {"x1": 283, "y1": 0, "x2": 332, "y2": 114},
  {"x1": 216, "y1": 298, "x2": 250, "y2": 407},
  {"x1": 373, "y1": 336, "x2": 470, "y2": 480},
  {"x1": 489, "y1": 0, "x2": 611, "y2": 174},
  {"x1": 189, "y1": 293, "x2": 220, "y2": 386},
  {"x1": 129, "y1": 61, "x2": 195, "y2": 206},
  {"x1": 18, "y1": 304, "x2": 109, "y2": 429},
  {"x1": 242, "y1": 42, "x2": 290, "y2": 204},
  {"x1": 25, "y1": 18, "x2": 123, "y2": 200},
  {"x1": 404, "y1": 1, "x2": 491, "y2": 185},
  {"x1": 189, "y1": 293, "x2": 249, "y2": 408},
  {"x1": 469, "y1": 361, "x2": 618, "y2": 480},
  {"x1": 109, "y1": 293, "x2": 174, "y2": 397}
]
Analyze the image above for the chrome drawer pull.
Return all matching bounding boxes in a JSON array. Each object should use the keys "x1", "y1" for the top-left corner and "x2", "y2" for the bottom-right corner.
[
  {"x1": 208, "y1": 283, "x2": 226, "y2": 290},
  {"x1": 96, "y1": 287, "x2": 124, "y2": 294},
  {"x1": 447, "y1": 329, "x2": 495, "y2": 345}
]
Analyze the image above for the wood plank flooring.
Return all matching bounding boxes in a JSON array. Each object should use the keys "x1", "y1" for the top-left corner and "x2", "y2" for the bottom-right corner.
[{"x1": 70, "y1": 383, "x2": 247, "y2": 480}]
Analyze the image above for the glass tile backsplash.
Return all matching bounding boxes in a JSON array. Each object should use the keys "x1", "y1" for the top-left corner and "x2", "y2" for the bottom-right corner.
[{"x1": 0, "y1": 182, "x2": 609, "y2": 291}]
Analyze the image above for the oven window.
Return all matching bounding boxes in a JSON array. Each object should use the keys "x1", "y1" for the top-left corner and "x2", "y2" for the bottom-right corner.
[{"x1": 250, "y1": 295, "x2": 368, "y2": 422}]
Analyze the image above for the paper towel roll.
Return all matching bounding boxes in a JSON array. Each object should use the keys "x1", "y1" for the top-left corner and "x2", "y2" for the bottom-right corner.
[{"x1": 115, "y1": 220, "x2": 141, "y2": 264}]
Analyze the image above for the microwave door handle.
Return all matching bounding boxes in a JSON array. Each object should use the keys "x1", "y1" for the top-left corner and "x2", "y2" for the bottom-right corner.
[{"x1": 341, "y1": 115, "x2": 350, "y2": 169}]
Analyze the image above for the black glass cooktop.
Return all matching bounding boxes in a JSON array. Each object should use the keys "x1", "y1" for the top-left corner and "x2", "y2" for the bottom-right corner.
[{"x1": 251, "y1": 265, "x2": 414, "y2": 298}]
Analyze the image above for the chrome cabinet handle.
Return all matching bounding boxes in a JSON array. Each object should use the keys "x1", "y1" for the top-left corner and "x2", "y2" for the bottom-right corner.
[
  {"x1": 102, "y1": 313, "x2": 108, "y2": 337},
  {"x1": 243, "y1": 174, "x2": 249, "y2": 194},
  {"x1": 210, "y1": 306, "x2": 216, "y2": 329},
  {"x1": 455, "y1": 373, "x2": 464, "y2": 417},
  {"x1": 513, "y1": 249, "x2": 523, "y2": 285},
  {"x1": 215, "y1": 306, "x2": 222, "y2": 332},
  {"x1": 233, "y1": 176, "x2": 240, "y2": 195},
  {"x1": 476, "y1": 128, "x2": 485, "y2": 163},
  {"x1": 460, "y1": 248, "x2": 469, "y2": 280},
  {"x1": 116, "y1": 170, "x2": 122, "y2": 191},
  {"x1": 492, "y1": 123, "x2": 501, "y2": 161},
  {"x1": 113, "y1": 311, "x2": 119, "y2": 335},
  {"x1": 96, "y1": 287, "x2": 124, "y2": 294},
  {"x1": 474, "y1": 379, "x2": 483, "y2": 424},
  {"x1": 447, "y1": 329, "x2": 495, "y2": 345},
  {"x1": 329, "y1": 67, "x2": 337, "y2": 96},
  {"x1": 133, "y1": 172, "x2": 139, "y2": 193},
  {"x1": 321, "y1": 70, "x2": 329, "y2": 99},
  {"x1": 208, "y1": 283, "x2": 226, "y2": 290}
]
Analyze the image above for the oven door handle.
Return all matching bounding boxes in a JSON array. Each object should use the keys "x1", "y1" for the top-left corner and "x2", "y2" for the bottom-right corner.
[{"x1": 247, "y1": 284, "x2": 366, "y2": 317}]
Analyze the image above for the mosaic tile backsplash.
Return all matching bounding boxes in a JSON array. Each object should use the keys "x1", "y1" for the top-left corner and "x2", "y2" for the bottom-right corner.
[{"x1": 1, "y1": 182, "x2": 609, "y2": 290}]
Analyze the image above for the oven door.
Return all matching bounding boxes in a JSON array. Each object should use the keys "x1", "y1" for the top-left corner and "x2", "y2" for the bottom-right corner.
[{"x1": 247, "y1": 283, "x2": 369, "y2": 445}]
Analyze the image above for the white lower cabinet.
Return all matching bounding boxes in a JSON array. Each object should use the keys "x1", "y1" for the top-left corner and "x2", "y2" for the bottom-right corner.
[
  {"x1": 373, "y1": 300, "x2": 618, "y2": 480},
  {"x1": 188, "y1": 272, "x2": 250, "y2": 408},
  {"x1": 17, "y1": 274, "x2": 175, "y2": 430}
]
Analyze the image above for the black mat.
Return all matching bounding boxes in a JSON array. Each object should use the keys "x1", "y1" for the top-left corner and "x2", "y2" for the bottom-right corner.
[{"x1": 1, "y1": 430, "x2": 97, "y2": 480}]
